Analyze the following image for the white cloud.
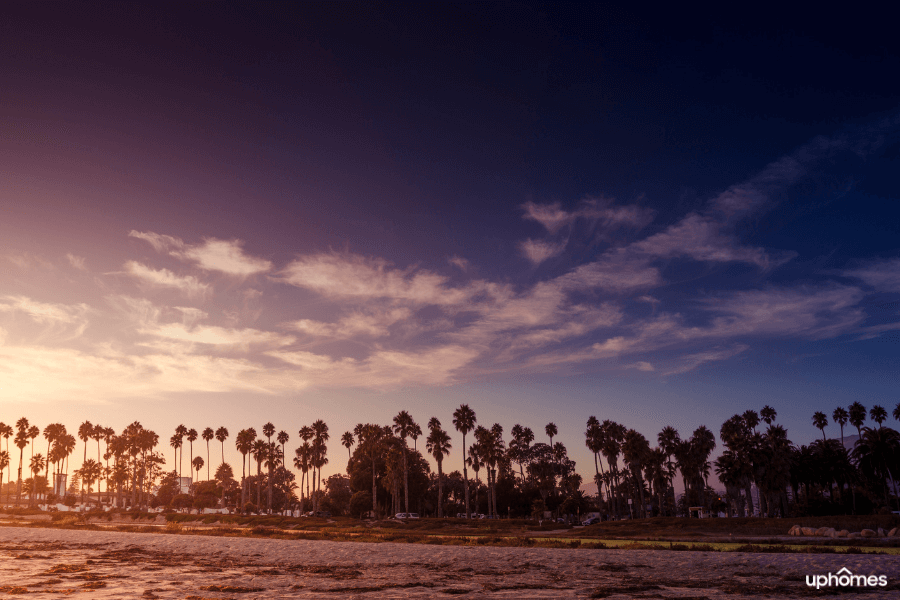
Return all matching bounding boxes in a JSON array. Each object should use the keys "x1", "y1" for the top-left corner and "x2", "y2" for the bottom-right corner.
[
  {"x1": 66, "y1": 254, "x2": 87, "y2": 270},
  {"x1": 139, "y1": 322, "x2": 294, "y2": 350},
  {"x1": 280, "y1": 252, "x2": 477, "y2": 305},
  {"x1": 520, "y1": 239, "x2": 566, "y2": 265},
  {"x1": 522, "y1": 198, "x2": 654, "y2": 235},
  {"x1": 287, "y1": 308, "x2": 412, "y2": 338},
  {"x1": 0, "y1": 295, "x2": 89, "y2": 325},
  {"x1": 844, "y1": 258, "x2": 900, "y2": 292},
  {"x1": 123, "y1": 261, "x2": 210, "y2": 297},
  {"x1": 662, "y1": 345, "x2": 749, "y2": 375},
  {"x1": 448, "y1": 256, "x2": 469, "y2": 271},
  {"x1": 129, "y1": 231, "x2": 272, "y2": 275}
]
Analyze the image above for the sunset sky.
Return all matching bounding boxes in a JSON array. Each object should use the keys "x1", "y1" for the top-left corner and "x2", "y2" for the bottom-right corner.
[{"x1": 2, "y1": 4, "x2": 899, "y2": 486}]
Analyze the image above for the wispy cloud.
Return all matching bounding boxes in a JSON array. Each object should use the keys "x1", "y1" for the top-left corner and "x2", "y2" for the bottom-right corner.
[
  {"x1": 519, "y1": 239, "x2": 566, "y2": 265},
  {"x1": 66, "y1": 253, "x2": 87, "y2": 271},
  {"x1": 122, "y1": 261, "x2": 210, "y2": 297},
  {"x1": 844, "y1": 257, "x2": 900, "y2": 292},
  {"x1": 130, "y1": 231, "x2": 272, "y2": 275}
]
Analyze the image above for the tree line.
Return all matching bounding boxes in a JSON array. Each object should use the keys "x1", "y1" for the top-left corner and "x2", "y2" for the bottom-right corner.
[{"x1": 2, "y1": 400, "x2": 899, "y2": 518}]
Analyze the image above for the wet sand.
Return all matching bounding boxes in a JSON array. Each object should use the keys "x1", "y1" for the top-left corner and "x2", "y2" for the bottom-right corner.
[{"x1": 2, "y1": 525, "x2": 899, "y2": 598}]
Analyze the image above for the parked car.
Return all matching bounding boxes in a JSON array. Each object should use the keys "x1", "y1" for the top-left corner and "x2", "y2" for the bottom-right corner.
[{"x1": 582, "y1": 517, "x2": 601, "y2": 526}]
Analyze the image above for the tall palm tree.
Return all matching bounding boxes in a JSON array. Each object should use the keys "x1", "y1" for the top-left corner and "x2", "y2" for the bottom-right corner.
[
  {"x1": 0, "y1": 423, "x2": 12, "y2": 502},
  {"x1": 77, "y1": 420, "x2": 92, "y2": 501},
  {"x1": 262, "y1": 423, "x2": 276, "y2": 513},
  {"x1": 452, "y1": 404, "x2": 476, "y2": 518},
  {"x1": 0, "y1": 451, "x2": 8, "y2": 505},
  {"x1": 760, "y1": 405, "x2": 777, "y2": 425},
  {"x1": 848, "y1": 402, "x2": 867, "y2": 438},
  {"x1": 833, "y1": 407, "x2": 849, "y2": 447},
  {"x1": 812, "y1": 412, "x2": 828, "y2": 441},
  {"x1": 28, "y1": 454, "x2": 45, "y2": 505},
  {"x1": 466, "y1": 440, "x2": 483, "y2": 514},
  {"x1": 585, "y1": 417, "x2": 604, "y2": 503},
  {"x1": 657, "y1": 426, "x2": 681, "y2": 516},
  {"x1": 215, "y1": 427, "x2": 229, "y2": 465},
  {"x1": 174, "y1": 425, "x2": 187, "y2": 477},
  {"x1": 277, "y1": 431, "x2": 289, "y2": 466},
  {"x1": 622, "y1": 429, "x2": 650, "y2": 518},
  {"x1": 235, "y1": 428, "x2": 255, "y2": 508},
  {"x1": 311, "y1": 420, "x2": 329, "y2": 512},
  {"x1": 341, "y1": 431, "x2": 354, "y2": 459},
  {"x1": 410, "y1": 422, "x2": 422, "y2": 452},
  {"x1": 356, "y1": 424, "x2": 386, "y2": 516},
  {"x1": 893, "y1": 402, "x2": 900, "y2": 424},
  {"x1": 42, "y1": 424, "x2": 62, "y2": 496},
  {"x1": 192, "y1": 456, "x2": 204, "y2": 494},
  {"x1": 546, "y1": 422, "x2": 557, "y2": 447},
  {"x1": 202, "y1": 427, "x2": 214, "y2": 480},
  {"x1": 743, "y1": 410, "x2": 760, "y2": 434},
  {"x1": 392, "y1": 411, "x2": 416, "y2": 514},
  {"x1": 870, "y1": 405, "x2": 888, "y2": 429},
  {"x1": 169, "y1": 434, "x2": 182, "y2": 478},
  {"x1": 186, "y1": 429, "x2": 198, "y2": 481},
  {"x1": 251, "y1": 438, "x2": 267, "y2": 509},
  {"x1": 426, "y1": 419, "x2": 451, "y2": 518}
]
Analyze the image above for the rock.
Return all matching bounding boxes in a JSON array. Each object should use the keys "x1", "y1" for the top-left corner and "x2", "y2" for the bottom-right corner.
[
  {"x1": 788, "y1": 525, "x2": 802, "y2": 536},
  {"x1": 815, "y1": 527, "x2": 835, "y2": 537},
  {"x1": 801, "y1": 527, "x2": 817, "y2": 536},
  {"x1": 890, "y1": 527, "x2": 899, "y2": 537},
  {"x1": 848, "y1": 532, "x2": 861, "y2": 539},
  {"x1": 877, "y1": 528, "x2": 885, "y2": 537},
  {"x1": 837, "y1": 529, "x2": 849, "y2": 538},
  {"x1": 860, "y1": 529, "x2": 877, "y2": 538}
]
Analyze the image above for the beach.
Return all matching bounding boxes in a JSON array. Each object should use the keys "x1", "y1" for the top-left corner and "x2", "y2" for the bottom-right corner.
[{"x1": 2, "y1": 525, "x2": 899, "y2": 598}]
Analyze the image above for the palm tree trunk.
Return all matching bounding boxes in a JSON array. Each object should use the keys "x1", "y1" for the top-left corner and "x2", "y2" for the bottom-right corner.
[
  {"x1": 462, "y1": 434, "x2": 469, "y2": 518},
  {"x1": 437, "y1": 459, "x2": 444, "y2": 518},
  {"x1": 403, "y1": 446, "x2": 409, "y2": 514}
]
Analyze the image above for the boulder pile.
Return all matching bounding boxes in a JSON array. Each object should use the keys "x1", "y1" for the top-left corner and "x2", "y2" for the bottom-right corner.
[{"x1": 787, "y1": 525, "x2": 900, "y2": 538}]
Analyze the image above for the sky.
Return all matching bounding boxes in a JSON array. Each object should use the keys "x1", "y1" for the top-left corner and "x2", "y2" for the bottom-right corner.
[{"x1": 1, "y1": 3, "x2": 899, "y2": 488}]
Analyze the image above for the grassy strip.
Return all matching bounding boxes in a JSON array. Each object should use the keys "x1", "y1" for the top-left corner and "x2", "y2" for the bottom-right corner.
[{"x1": 9, "y1": 519, "x2": 900, "y2": 554}]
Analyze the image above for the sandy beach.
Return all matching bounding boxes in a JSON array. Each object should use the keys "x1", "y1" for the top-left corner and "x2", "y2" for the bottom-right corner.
[{"x1": 2, "y1": 525, "x2": 899, "y2": 598}]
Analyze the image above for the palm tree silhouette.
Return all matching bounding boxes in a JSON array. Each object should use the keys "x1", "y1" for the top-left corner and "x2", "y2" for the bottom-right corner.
[
  {"x1": 426, "y1": 419, "x2": 451, "y2": 518},
  {"x1": 0, "y1": 423, "x2": 12, "y2": 503},
  {"x1": 392, "y1": 411, "x2": 416, "y2": 515},
  {"x1": 509, "y1": 424, "x2": 534, "y2": 482},
  {"x1": 452, "y1": 404, "x2": 476, "y2": 518},
  {"x1": 0, "y1": 451, "x2": 8, "y2": 505},
  {"x1": 341, "y1": 431, "x2": 354, "y2": 459},
  {"x1": 186, "y1": 429, "x2": 198, "y2": 481},
  {"x1": 77, "y1": 420, "x2": 92, "y2": 502},
  {"x1": 202, "y1": 427, "x2": 214, "y2": 480},
  {"x1": 760, "y1": 405, "x2": 777, "y2": 425},
  {"x1": 848, "y1": 402, "x2": 867, "y2": 438},
  {"x1": 277, "y1": 431, "x2": 289, "y2": 466},
  {"x1": 311, "y1": 420, "x2": 329, "y2": 513},
  {"x1": 657, "y1": 425, "x2": 681, "y2": 516},
  {"x1": 852, "y1": 426, "x2": 900, "y2": 509},
  {"x1": 215, "y1": 427, "x2": 229, "y2": 465},
  {"x1": 585, "y1": 417, "x2": 604, "y2": 504},
  {"x1": 235, "y1": 428, "x2": 254, "y2": 509},
  {"x1": 833, "y1": 407, "x2": 849, "y2": 447},
  {"x1": 251, "y1": 438, "x2": 266, "y2": 510},
  {"x1": 192, "y1": 456, "x2": 204, "y2": 494},
  {"x1": 169, "y1": 434, "x2": 182, "y2": 479},
  {"x1": 812, "y1": 412, "x2": 828, "y2": 441},
  {"x1": 174, "y1": 425, "x2": 187, "y2": 477},
  {"x1": 870, "y1": 405, "x2": 888, "y2": 429}
]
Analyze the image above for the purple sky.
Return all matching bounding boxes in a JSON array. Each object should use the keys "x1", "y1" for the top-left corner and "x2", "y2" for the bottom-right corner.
[{"x1": 2, "y1": 3, "x2": 900, "y2": 487}]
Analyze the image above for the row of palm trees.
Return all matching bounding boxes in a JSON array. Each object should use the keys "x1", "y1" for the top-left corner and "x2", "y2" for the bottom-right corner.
[{"x1": 3, "y1": 400, "x2": 900, "y2": 517}]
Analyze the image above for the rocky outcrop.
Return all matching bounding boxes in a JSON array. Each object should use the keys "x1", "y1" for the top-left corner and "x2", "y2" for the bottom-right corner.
[{"x1": 860, "y1": 529, "x2": 877, "y2": 538}]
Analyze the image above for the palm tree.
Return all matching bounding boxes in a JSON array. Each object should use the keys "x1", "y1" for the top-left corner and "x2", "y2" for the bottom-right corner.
[
  {"x1": 452, "y1": 404, "x2": 476, "y2": 518},
  {"x1": 186, "y1": 429, "x2": 198, "y2": 481},
  {"x1": 311, "y1": 420, "x2": 329, "y2": 512},
  {"x1": 169, "y1": 434, "x2": 182, "y2": 478},
  {"x1": 28, "y1": 454, "x2": 45, "y2": 505},
  {"x1": 833, "y1": 407, "x2": 849, "y2": 447},
  {"x1": 192, "y1": 456, "x2": 204, "y2": 494},
  {"x1": 426, "y1": 419, "x2": 451, "y2": 518},
  {"x1": 812, "y1": 412, "x2": 828, "y2": 441},
  {"x1": 77, "y1": 458, "x2": 102, "y2": 506},
  {"x1": 870, "y1": 405, "x2": 888, "y2": 429},
  {"x1": 341, "y1": 431, "x2": 354, "y2": 459},
  {"x1": 893, "y1": 402, "x2": 900, "y2": 424},
  {"x1": 42, "y1": 423, "x2": 63, "y2": 496},
  {"x1": 392, "y1": 411, "x2": 416, "y2": 514},
  {"x1": 0, "y1": 423, "x2": 12, "y2": 502},
  {"x1": 545, "y1": 422, "x2": 557, "y2": 447},
  {"x1": 852, "y1": 426, "x2": 900, "y2": 509},
  {"x1": 657, "y1": 426, "x2": 680, "y2": 516},
  {"x1": 235, "y1": 428, "x2": 255, "y2": 509},
  {"x1": 77, "y1": 420, "x2": 92, "y2": 501},
  {"x1": 277, "y1": 431, "x2": 289, "y2": 466},
  {"x1": 622, "y1": 429, "x2": 650, "y2": 517},
  {"x1": 410, "y1": 422, "x2": 422, "y2": 452},
  {"x1": 356, "y1": 423, "x2": 386, "y2": 516},
  {"x1": 585, "y1": 417, "x2": 604, "y2": 503},
  {"x1": 174, "y1": 425, "x2": 187, "y2": 477},
  {"x1": 848, "y1": 402, "x2": 867, "y2": 438},
  {"x1": 0, "y1": 451, "x2": 8, "y2": 505},
  {"x1": 215, "y1": 427, "x2": 229, "y2": 465},
  {"x1": 202, "y1": 427, "x2": 214, "y2": 480},
  {"x1": 251, "y1": 439, "x2": 266, "y2": 509},
  {"x1": 467, "y1": 440, "x2": 483, "y2": 514},
  {"x1": 760, "y1": 405, "x2": 777, "y2": 425},
  {"x1": 743, "y1": 410, "x2": 760, "y2": 434},
  {"x1": 294, "y1": 442, "x2": 311, "y2": 508}
]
